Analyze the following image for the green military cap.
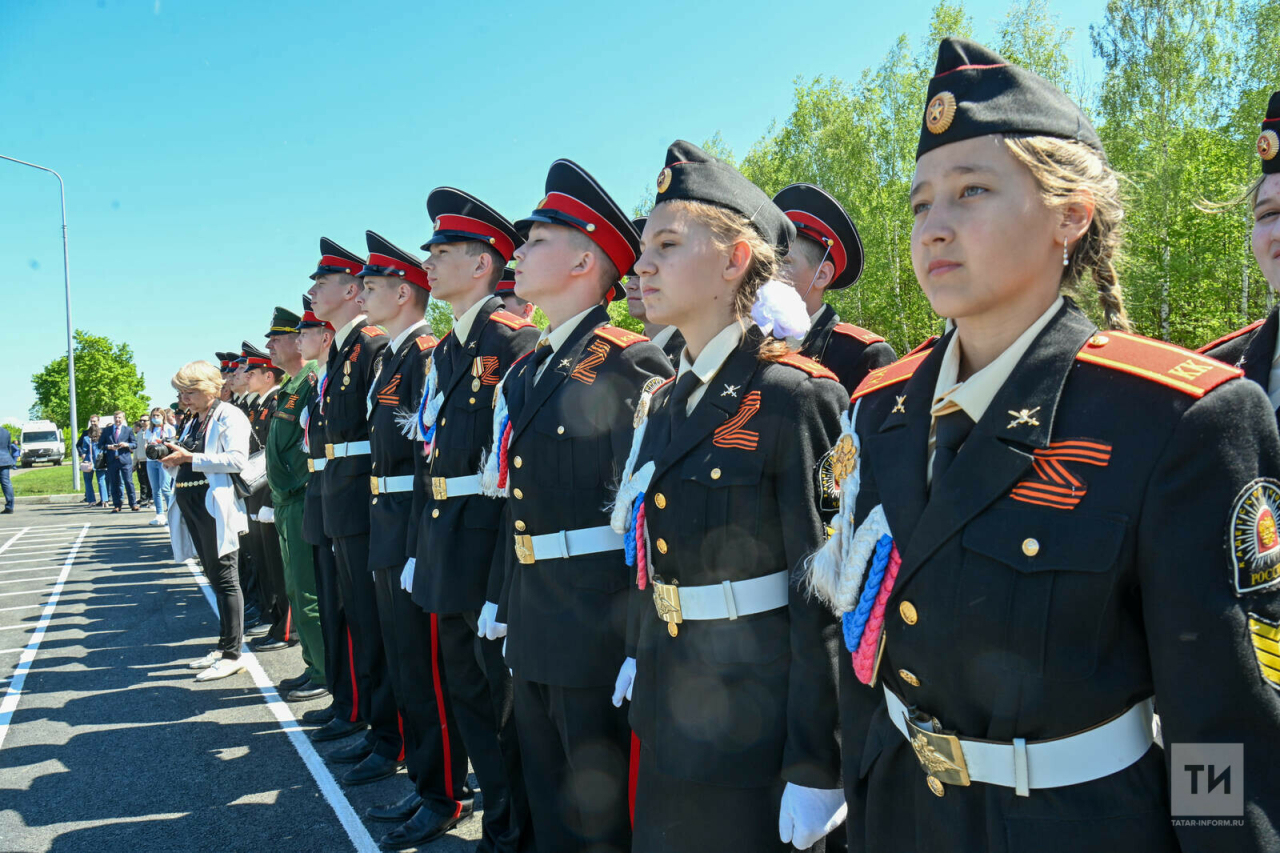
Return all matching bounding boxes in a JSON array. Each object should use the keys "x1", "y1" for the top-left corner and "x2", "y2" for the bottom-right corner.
[{"x1": 266, "y1": 306, "x2": 301, "y2": 337}]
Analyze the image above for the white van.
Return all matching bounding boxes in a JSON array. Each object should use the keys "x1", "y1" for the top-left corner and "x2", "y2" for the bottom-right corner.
[{"x1": 19, "y1": 420, "x2": 64, "y2": 467}]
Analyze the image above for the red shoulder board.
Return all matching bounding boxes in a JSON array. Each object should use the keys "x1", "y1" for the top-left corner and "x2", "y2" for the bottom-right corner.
[
  {"x1": 906, "y1": 335, "x2": 940, "y2": 357},
  {"x1": 1076, "y1": 331, "x2": 1242, "y2": 398},
  {"x1": 415, "y1": 334, "x2": 438, "y2": 351},
  {"x1": 593, "y1": 325, "x2": 649, "y2": 348},
  {"x1": 1195, "y1": 319, "x2": 1266, "y2": 355},
  {"x1": 490, "y1": 310, "x2": 534, "y2": 331},
  {"x1": 850, "y1": 349, "x2": 931, "y2": 402},
  {"x1": 777, "y1": 352, "x2": 839, "y2": 381},
  {"x1": 360, "y1": 325, "x2": 386, "y2": 337},
  {"x1": 832, "y1": 323, "x2": 886, "y2": 346}
]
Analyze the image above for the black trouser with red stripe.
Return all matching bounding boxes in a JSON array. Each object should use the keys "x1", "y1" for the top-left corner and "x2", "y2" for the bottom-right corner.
[
  {"x1": 512, "y1": 677, "x2": 631, "y2": 853},
  {"x1": 438, "y1": 610, "x2": 532, "y2": 852},
  {"x1": 332, "y1": 535, "x2": 401, "y2": 760},
  {"x1": 372, "y1": 567, "x2": 469, "y2": 817},
  {"x1": 312, "y1": 539, "x2": 356, "y2": 722},
  {"x1": 245, "y1": 510, "x2": 293, "y2": 644}
]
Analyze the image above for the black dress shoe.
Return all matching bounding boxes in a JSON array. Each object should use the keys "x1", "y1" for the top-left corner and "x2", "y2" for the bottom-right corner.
[
  {"x1": 244, "y1": 622, "x2": 271, "y2": 639},
  {"x1": 301, "y1": 705, "x2": 337, "y2": 725},
  {"x1": 311, "y1": 717, "x2": 364, "y2": 742},
  {"x1": 278, "y1": 673, "x2": 310, "y2": 692},
  {"x1": 366, "y1": 792, "x2": 424, "y2": 823},
  {"x1": 286, "y1": 684, "x2": 330, "y2": 703},
  {"x1": 378, "y1": 806, "x2": 463, "y2": 849},
  {"x1": 329, "y1": 737, "x2": 375, "y2": 764},
  {"x1": 250, "y1": 637, "x2": 295, "y2": 652},
  {"x1": 342, "y1": 752, "x2": 402, "y2": 787}
]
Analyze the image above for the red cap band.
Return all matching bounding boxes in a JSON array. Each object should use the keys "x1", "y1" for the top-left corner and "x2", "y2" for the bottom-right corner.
[
  {"x1": 784, "y1": 210, "x2": 847, "y2": 279},
  {"x1": 433, "y1": 214, "x2": 517, "y2": 262},
  {"x1": 540, "y1": 191, "x2": 636, "y2": 277},
  {"x1": 317, "y1": 255, "x2": 362, "y2": 275},
  {"x1": 364, "y1": 253, "x2": 431, "y2": 290},
  {"x1": 300, "y1": 311, "x2": 335, "y2": 331}
]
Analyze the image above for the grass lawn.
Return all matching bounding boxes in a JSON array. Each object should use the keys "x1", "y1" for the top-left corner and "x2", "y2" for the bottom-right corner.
[{"x1": 13, "y1": 464, "x2": 144, "y2": 498}]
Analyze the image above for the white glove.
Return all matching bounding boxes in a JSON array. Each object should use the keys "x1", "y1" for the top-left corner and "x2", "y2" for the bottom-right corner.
[
  {"x1": 778, "y1": 783, "x2": 846, "y2": 850},
  {"x1": 479, "y1": 601, "x2": 506, "y2": 641},
  {"x1": 611, "y1": 657, "x2": 636, "y2": 707},
  {"x1": 258, "y1": 507, "x2": 274, "y2": 524},
  {"x1": 400, "y1": 558, "x2": 415, "y2": 593}
]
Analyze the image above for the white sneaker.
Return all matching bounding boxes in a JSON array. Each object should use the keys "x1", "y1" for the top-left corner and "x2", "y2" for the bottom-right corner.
[
  {"x1": 149, "y1": 515, "x2": 167, "y2": 526},
  {"x1": 196, "y1": 657, "x2": 246, "y2": 682},
  {"x1": 188, "y1": 650, "x2": 222, "y2": 670}
]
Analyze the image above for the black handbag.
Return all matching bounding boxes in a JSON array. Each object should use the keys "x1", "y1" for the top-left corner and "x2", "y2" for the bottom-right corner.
[
  {"x1": 231, "y1": 417, "x2": 268, "y2": 499},
  {"x1": 94, "y1": 452, "x2": 109, "y2": 472}
]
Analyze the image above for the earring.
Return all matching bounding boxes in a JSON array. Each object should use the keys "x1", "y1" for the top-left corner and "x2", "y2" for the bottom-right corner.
[{"x1": 1062, "y1": 240, "x2": 1070, "y2": 267}]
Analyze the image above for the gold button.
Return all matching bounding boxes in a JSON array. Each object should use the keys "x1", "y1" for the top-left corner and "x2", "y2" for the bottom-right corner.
[
  {"x1": 898, "y1": 669, "x2": 920, "y2": 687},
  {"x1": 513, "y1": 488, "x2": 523, "y2": 500},
  {"x1": 1022, "y1": 538, "x2": 1040, "y2": 557},
  {"x1": 370, "y1": 425, "x2": 375, "y2": 432},
  {"x1": 656, "y1": 538, "x2": 668, "y2": 554},
  {"x1": 514, "y1": 456, "x2": 523, "y2": 468},
  {"x1": 654, "y1": 493, "x2": 666, "y2": 509},
  {"x1": 557, "y1": 425, "x2": 565, "y2": 435},
  {"x1": 1088, "y1": 334, "x2": 1109, "y2": 347},
  {"x1": 431, "y1": 508, "x2": 439, "y2": 518},
  {"x1": 899, "y1": 601, "x2": 918, "y2": 625},
  {"x1": 515, "y1": 520, "x2": 526, "y2": 532},
  {"x1": 469, "y1": 397, "x2": 476, "y2": 404},
  {"x1": 710, "y1": 468, "x2": 721, "y2": 480},
  {"x1": 371, "y1": 497, "x2": 378, "y2": 505},
  {"x1": 434, "y1": 447, "x2": 440, "y2": 458},
  {"x1": 326, "y1": 396, "x2": 330, "y2": 403},
  {"x1": 371, "y1": 462, "x2": 376, "y2": 469},
  {"x1": 440, "y1": 417, "x2": 446, "y2": 426}
]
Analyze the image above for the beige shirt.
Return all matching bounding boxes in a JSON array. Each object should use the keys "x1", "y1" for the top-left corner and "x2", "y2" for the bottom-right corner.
[
  {"x1": 927, "y1": 296, "x2": 1064, "y2": 485},
  {"x1": 451, "y1": 295, "x2": 489, "y2": 347},
  {"x1": 335, "y1": 313, "x2": 368, "y2": 349},
  {"x1": 535, "y1": 306, "x2": 596, "y2": 383},
  {"x1": 676, "y1": 322, "x2": 745, "y2": 415}
]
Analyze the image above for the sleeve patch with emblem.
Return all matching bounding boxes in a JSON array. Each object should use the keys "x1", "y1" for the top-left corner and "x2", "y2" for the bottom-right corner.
[
  {"x1": 1247, "y1": 613, "x2": 1280, "y2": 690},
  {"x1": 1228, "y1": 478, "x2": 1280, "y2": 596}
]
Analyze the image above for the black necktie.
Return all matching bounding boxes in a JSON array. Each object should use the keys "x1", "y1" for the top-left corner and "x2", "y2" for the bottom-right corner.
[
  {"x1": 530, "y1": 340, "x2": 555, "y2": 386},
  {"x1": 667, "y1": 371, "x2": 701, "y2": 429},
  {"x1": 930, "y1": 409, "x2": 974, "y2": 489}
]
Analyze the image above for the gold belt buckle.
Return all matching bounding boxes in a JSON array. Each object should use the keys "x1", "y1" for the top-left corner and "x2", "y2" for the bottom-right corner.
[
  {"x1": 513, "y1": 534, "x2": 534, "y2": 565},
  {"x1": 307, "y1": 459, "x2": 315, "y2": 473},
  {"x1": 369, "y1": 476, "x2": 379, "y2": 496},
  {"x1": 904, "y1": 714, "x2": 971, "y2": 795},
  {"x1": 432, "y1": 477, "x2": 448, "y2": 501},
  {"x1": 651, "y1": 579, "x2": 683, "y2": 637},
  {"x1": 324, "y1": 443, "x2": 335, "y2": 460}
]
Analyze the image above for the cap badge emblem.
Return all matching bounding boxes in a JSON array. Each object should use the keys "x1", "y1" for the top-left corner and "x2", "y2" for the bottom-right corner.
[
  {"x1": 925, "y1": 91, "x2": 957, "y2": 135},
  {"x1": 1259, "y1": 130, "x2": 1278, "y2": 162},
  {"x1": 656, "y1": 167, "x2": 673, "y2": 194}
]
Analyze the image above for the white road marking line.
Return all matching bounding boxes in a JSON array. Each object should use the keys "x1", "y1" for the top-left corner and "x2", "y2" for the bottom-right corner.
[
  {"x1": 183, "y1": 559, "x2": 378, "y2": 853},
  {"x1": 0, "y1": 624, "x2": 38, "y2": 632},
  {"x1": 0, "y1": 589, "x2": 52, "y2": 598},
  {"x1": 0, "y1": 566, "x2": 67, "y2": 575},
  {"x1": 0, "y1": 575, "x2": 60, "y2": 586},
  {"x1": 0, "y1": 559, "x2": 71, "y2": 568},
  {"x1": 0, "y1": 529, "x2": 30, "y2": 555},
  {"x1": 0, "y1": 647, "x2": 28, "y2": 655},
  {"x1": 0, "y1": 604, "x2": 42, "y2": 613},
  {"x1": 0, "y1": 523, "x2": 90, "y2": 750}
]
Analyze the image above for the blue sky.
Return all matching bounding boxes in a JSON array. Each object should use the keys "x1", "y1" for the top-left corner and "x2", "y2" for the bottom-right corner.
[{"x1": 0, "y1": 0, "x2": 1108, "y2": 427}]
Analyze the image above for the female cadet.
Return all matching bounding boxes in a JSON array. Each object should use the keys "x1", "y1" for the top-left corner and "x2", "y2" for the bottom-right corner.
[
  {"x1": 1199, "y1": 91, "x2": 1280, "y2": 423},
  {"x1": 609, "y1": 141, "x2": 847, "y2": 852},
  {"x1": 808, "y1": 39, "x2": 1280, "y2": 852}
]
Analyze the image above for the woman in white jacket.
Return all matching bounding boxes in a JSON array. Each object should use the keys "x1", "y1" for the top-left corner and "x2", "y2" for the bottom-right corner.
[{"x1": 161, "y1": 361, "x2": 251, "y2": 682}]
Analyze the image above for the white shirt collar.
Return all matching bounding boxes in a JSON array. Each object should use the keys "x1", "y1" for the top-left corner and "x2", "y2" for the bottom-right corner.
[
  {"x1": 677, "y1": 322, "x2": 745, "y2": 388},
  {"x1": 390, "y1": 319, "x2": 430, "y2": 354},
  {"x1": 650, "y1": 325, "x2": 678, "y2": 351},
  {"x1": 544, "y1": 306, "x2": 597, "y2": 355},
  {"x1": 451, "y1": 296, "x2": 491, "y2": 347},
  {"x1": 336, "y1": 314, "x2": 368, "y2": 348}
]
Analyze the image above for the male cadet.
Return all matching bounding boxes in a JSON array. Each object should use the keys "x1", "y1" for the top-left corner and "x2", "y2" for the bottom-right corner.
[
  {"x1": 410, "y1": 188, "x2": 539, "y2": 853},
  {"x1": 297, "y1": 286, "x2": 363, "y2": 738},
  {"x1": 622, "y1": 215, "x2": 684, "y2": 366},
  {"x1": 263, "y1": 306, "x2": 329, "y2": 703},
  {"x1": 241, "y1": 341, "x2": 297, "y2": 653},
  {"x1": 356, "y1": 230, "x2": 471, "y2": 847},
  {"x1": 496, "y1": 267, "x2": 536, "y2": 321},
  {"x1": 773, "y1": 183, "x2": 896, "y2": 391},
  {"x1": 306, "y1": 237, "x2": 404, "y2": 787},
  {"x1": 484, "y1": 160, "x2": 673, "y2": 852}
]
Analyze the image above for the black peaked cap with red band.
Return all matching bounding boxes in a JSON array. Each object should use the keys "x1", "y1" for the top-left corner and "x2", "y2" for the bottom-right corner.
[
  {"x1": 311, "y1": 237, "x2": 365, "y2": 280},
  {"x1": 360, "y1": 231, "x2": 431, "y2": 291},
  {"x1": 653, "y1": 140, "x2": 794, "y2": 256},
  {"x1": 917, "y1": 38, "x2": 1101, "y2": 161},
  {"x1": 495, "y1": 266, "x2": 516, "y2": 295},
  {"x1": 241, "y1": 341, "x2": 274, "y2": 369},
  {"x1": 772, "y1": 183, "x2": 864, "y2": 291},
  {"x1": 215, "y1": 352, "x2": 234, "y2": 373},
  {"x1": 297, "y1": 294, "x2": 335, "y2": 331},
  {"x1": 1257, "y1": 91, "x2": 1280, "y2": 174},
  {"x1": 423, "y1": 187, "x2": 523, "y2": 263},
  {"x1": 266, "y1": 306, "x2": 301, "y2": 337},
  {"x1": 515, "y1": 159, "x2": 640, "y2": 302}
]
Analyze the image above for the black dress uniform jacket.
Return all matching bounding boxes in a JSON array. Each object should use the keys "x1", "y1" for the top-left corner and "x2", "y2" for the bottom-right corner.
[
  {"x1": 368, "y1": 327, "x2": 436, "y2": 571},
  {"x1": 840, "y1": 301, "x2": 1280, "y2": 853},
  {"x1": 302, "y1": 389, "x2": 328, "y2": 547},
  {"x1": 626, "y1": 327, "x2": 846, "y2": 790},
  {"x1": 657, "y1": 327, "x2": 685, "y2": 367},
  {"x1": 494, "y1": 305, "x2": 673, "y2": 688},
  {"x1": 322, "y1": 323, "x2": 389, "y2": 539},
  {"x1": 1200, "y1": 305, "x2": 1279, "y2": 425},
  {"x1": 410, "y1": 297, "x2": 539, "y2": 614},
  {"x1": 245, "y1": 388, "x2": 278, "y2": 514},
  {"x1": 800, "y1": 303, "x2": 896, "y2": 393}
]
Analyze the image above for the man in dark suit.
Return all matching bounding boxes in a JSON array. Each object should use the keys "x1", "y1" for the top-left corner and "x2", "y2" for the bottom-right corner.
[
  {"x1": 98, "y1": 411, "x2": 138, "y2": 512},
  {"x1": 0, "y1": 425, "x2": 15, "y2": 513}
]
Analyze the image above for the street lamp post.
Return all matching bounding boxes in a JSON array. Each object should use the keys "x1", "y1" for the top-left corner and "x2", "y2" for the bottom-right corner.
[{"x1": 1, "y1": 155, "x2": 79, "y2": 490}]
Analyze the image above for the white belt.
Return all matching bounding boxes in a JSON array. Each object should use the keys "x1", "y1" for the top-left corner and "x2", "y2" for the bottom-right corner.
[
  {"x1": 430, "y1": 474, "x2": 483, "y2": 501},
  {"x1": 514, "y1": 525, "x2": 623, "y2": 564},
  {"x1": 307, "y1": 457, "x2": 327, "y2": 473},
  {"x1": 884, "y1": 686, "x2": 1154, "y2": 796},
  {"x1": 325, "y1": 440, "x2": 370, "y2": 459},
  {"x1": 370, "y1": 475, "x2": 413, "y2": 495},
  {"x1": 651, "y1": 570, "x2": 789, "y2": 625}
]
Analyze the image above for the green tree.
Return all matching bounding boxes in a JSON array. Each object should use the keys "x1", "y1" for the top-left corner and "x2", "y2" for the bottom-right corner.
[{"x1": 31, "y1": 330, "x2": 149, "y2": 432}]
